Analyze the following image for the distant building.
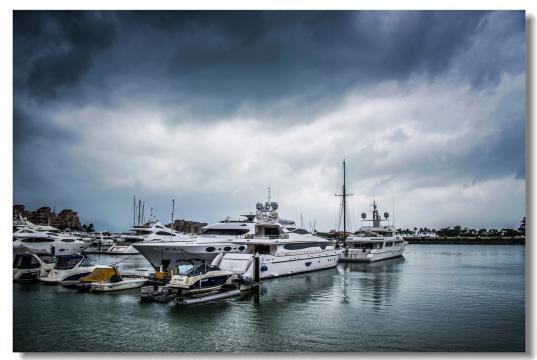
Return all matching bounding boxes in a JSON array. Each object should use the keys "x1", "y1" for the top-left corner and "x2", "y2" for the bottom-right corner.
[
  {"x1": 30, "y1": 207, "x2": 55, "y2": 226},
  {"x1": 53, "y1": 209, "x2": 82, "y2": 230},
  {"x1": 13, "y1": 205, "x2": 82, "y2": 230},
  {"x1": 166, "y1": 219, "x2": 208, "y2": 234}
]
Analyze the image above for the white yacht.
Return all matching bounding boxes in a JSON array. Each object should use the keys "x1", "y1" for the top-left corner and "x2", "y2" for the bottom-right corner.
[
  {"x1": 91, "y1": 232, "x2": 118, "y2": 247},
  {"x1": 341, "y1": 201, "x2": 405, "y2": 262},
  {"x1": 40, "y1": 254, "x2": 95, "y2": 285},
  {"x1": 135, "y1": 200, "x2": 341, "y2": 277},
  {"x1": 13, "y1": 247, "x2": 56, "y2": 282},
  {"x1": 106, "y1": 219, "x2": 184, "y2": 255},
  {"x1": 212, "y1": 219, "x2": 342, "y2": 280},
  {"x1": 132, "y1": 216, "x2": 254, "y2": 267},
  {"x1": 13, "y1": 227, "x2": 88, "y2": 255}
]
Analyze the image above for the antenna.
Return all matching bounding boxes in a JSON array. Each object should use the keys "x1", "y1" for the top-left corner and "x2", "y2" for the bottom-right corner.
[
  {"x1": 142, "y1": 201, "x2": 145, "y2": 224},
  {"x1": 268, "y1": 187, "x2": 271, "y2": 203},
  {"x1": 301, "y1": 214, "x2": 304, "y2": 229},
  {"x1": 171, "y1": 199, "x2": 175, "y2": 230},
  {"x1": 138, "y1": 199, "x2": 142, "y2": 226},
  {"x1": 133, "y1": 196, "x2": 136, "y2": 227}
]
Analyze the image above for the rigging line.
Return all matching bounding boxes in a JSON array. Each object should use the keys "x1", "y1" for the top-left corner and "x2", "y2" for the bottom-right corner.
[{"x1": 110, "y1": 253, "x2": 137, "y2": 266}]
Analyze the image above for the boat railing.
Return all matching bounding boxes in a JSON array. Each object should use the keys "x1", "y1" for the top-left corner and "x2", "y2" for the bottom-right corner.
[
  {"x1": 278, "y1": 249, "x2": 327, "y2": 256},
  {"x1": 242, "y1": 234, "x2": 290, "y2": 240}
]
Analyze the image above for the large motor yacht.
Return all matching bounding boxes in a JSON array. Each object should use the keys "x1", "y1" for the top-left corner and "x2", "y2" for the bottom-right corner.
[
  {"x1": 106, "y1": 219, "x2": 185, "y2": 255},
  {"x1": 132, "y1": 215, "x2": 255, "y2": 268},
  {"x1": 134, "y1": 199, "x2": 342, "y2": 277},
  {"x1": 13, "y1": 227, "x2": 88, "y2": 255},
  {"x1": 211, "y1": 215, "x2": 341, "y2": 280},
  {"x1": 340, "y1": 201, "x2": 405, "y2": 262}
]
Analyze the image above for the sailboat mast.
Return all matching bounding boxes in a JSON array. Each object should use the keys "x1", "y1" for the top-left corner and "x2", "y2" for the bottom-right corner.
[
  {"x1": 343, "y1": 160, "x2": 347, "y2": 242},
  {"x1": 171, "y1": 199, "x2": 175, "y2": 230}
]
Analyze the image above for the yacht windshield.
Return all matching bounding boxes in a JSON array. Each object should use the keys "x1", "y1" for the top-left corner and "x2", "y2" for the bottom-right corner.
[
  {"x1": 13, "y1": 255, "x2": 40, "y2": 269},
  {"x1": 183, "y1": 263, "x2": 221, "y2": 276},
  {"x1": 202, "y1": 228, "x2": 249, "y2": 236},
  {"x1": 39, "y1": 255, "x2": 56, "y2": 264},
  {"x1": 54, "y1": 255, "x2": 83, "y2": 270}
]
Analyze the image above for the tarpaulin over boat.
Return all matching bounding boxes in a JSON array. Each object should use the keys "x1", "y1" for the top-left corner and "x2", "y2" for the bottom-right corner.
[{"x1": 79, "y1": 266, "x2": 123, "y2": 283}]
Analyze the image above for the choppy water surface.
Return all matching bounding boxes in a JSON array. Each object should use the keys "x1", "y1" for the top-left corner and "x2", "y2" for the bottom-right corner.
[{"x1": 13, "y1": 245, "x2": 525, "y2": 352}]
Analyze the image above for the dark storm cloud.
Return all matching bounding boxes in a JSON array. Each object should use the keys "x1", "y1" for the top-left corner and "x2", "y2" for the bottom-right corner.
[
  {"x1": 14, "y1": 10, "x2": 508, "y2": 118},
  {"x1": 14, "y1": 11, "x2": 117, "y2": 100}
]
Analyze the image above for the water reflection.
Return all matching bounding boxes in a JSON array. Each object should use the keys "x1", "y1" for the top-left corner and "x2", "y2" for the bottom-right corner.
[
  {"x1": 339, "y1": 257, "x2": 405, "y2": 310},
  {"x1": 257, "y1": 267, "x2": 339, "y2": 304}
]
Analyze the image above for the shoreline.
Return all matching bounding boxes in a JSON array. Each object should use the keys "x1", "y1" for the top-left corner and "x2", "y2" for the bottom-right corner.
[{"x1": 403, "y1": 236, "x2": 525, "y2": 245}]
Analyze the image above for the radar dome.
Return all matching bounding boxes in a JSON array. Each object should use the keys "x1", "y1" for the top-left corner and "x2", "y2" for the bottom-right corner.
[
  {"x1": 384, "y1": 212, "x2": 389, "y2": 219},
  {"x1": 271, "y1": 202, "x2": 279, "y2": 210},
  {"x1": 361, "y1": 212, "x2": 367, "y2": 219},
  {"x1": 256, "y1": 202, "x2": 263, "y2": 210},
  {"x1": 271, "y1": 211, "x2": 278, "y2": 219}
]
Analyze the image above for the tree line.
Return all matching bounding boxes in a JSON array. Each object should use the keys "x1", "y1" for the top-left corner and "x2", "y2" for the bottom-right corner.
[{"x1": 397, "y1": 224, "x2": 524, "y2": 238}]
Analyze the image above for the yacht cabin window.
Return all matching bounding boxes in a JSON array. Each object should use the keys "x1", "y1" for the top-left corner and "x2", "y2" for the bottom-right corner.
[
  {"x1": 156, "y1": 231, "x2": 172, "y2": 236},
  {"x1": 13, "y1": 255, "x2": 40, "y2": 269},
  {"x1": 202, "y1": 228, "x2": 250, "y2": 236}
]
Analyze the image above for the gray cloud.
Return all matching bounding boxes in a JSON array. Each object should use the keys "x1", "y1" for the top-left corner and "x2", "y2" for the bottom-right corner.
[{"x1": 13, "y1": 11, "x2": 525, "y2": 231}]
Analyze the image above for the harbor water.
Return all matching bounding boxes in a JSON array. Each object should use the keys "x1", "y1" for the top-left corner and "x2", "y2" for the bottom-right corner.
[{"x1": 13, "y1": 244, "x2": 525, "y2": 352}]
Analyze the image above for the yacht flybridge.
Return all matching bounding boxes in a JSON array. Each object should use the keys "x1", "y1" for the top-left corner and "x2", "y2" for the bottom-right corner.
[
  {"x1": 341, "y1": 201, "x2": 405, "y2": 262},
  {"x1": 106, "y1": 219, "x2": 186, "y2": 255}
]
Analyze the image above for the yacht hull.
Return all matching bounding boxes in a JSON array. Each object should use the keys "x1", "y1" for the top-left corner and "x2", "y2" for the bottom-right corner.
[
  {"x1": 340, "y1": 247, "x2": 405, "y2": 262},
  {"x1": 103, "y1": 244, "x2": 139, "y2": 255},
  {"x1": 13, "y1": 241, "x2": 87, "y2": 256},
  {"x1": 133, "y1": 242, "x2": 245, "y2": 269},
  {"x1": 90, "y1": 278, "x2": 147, "y2": 292},
  {"x1": 258, "y1": 251, "x2": 341, "y2": 279},
  {"x1": 40, "y1": 267, "x2": 95, "y2": 284}
]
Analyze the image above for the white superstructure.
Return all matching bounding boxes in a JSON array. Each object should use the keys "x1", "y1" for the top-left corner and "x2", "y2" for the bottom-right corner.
[
  {"x1": 341, "y1": 201, "x2": 405, "y2": 262},
  {"x1": 106, "y1": 219, "x2": 185, "y2": 255}
]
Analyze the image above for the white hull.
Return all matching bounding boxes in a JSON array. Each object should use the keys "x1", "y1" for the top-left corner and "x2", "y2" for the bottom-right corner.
[
  {"x1": 340, "y1": 246, "x2": 404, "y2": 262},
  {"x1": 40, "y1": 266, "x2": 95, "y2": 284},
  {"x1": 13, "y1": 267, "x2": 50, "y2": 281},
  {"x1": 105, "y1": 244, "x2": 139, "y2": 255},
  {"x1": 90, "y1": 278, "x2": 147, "y2": 292},
  {"x1": 258, "y1": 251, "x2": 341, "y2": 279},
  {"x1": 13, "y1": 240, "x2": 87, "y2": 256},
  {"x1": 133, "y1": 241, "x2": 245, "y2": 268}
]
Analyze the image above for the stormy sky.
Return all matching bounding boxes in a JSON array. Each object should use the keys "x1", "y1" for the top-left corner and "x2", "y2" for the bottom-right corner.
[{"x1": 13, "y1": 10, "x2": 526, "y2": 231}]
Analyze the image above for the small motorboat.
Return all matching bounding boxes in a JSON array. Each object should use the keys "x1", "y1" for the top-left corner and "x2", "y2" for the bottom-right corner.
[
  {"x1": 40, "y1": 254, "x2": 95, "y2": 285},
  {"x1": 13, "y1": 247, "x2": 55, "y2": 282},
  {"x1": 140, "y1": 285, "x2": 175, "y2": 303},
  {"x1": 75, "y1": 266, "x2": 147, "y2": 293},
  {"x1": 168, "y1": 262, "x2": 236, "y2": 297}
]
